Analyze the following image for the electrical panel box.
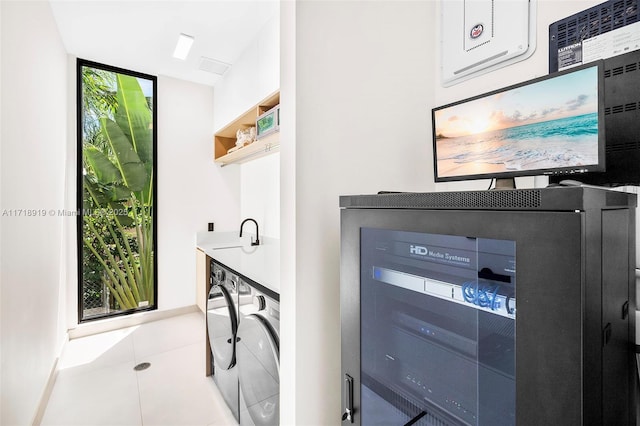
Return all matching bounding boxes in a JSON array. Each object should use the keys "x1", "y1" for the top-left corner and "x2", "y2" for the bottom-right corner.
[{"x1": 441, "y1": 0, "x2": 537, "y2": 87}]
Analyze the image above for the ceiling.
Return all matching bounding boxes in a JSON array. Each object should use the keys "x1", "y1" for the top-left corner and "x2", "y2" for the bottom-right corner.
[{"x1": 48, "y1": 0, "x2": 279, "y2": 87}]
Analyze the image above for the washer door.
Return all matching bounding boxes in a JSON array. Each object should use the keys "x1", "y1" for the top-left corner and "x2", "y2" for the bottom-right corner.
[
  {"x1": 207, "y1": 284, "x2": 238, "y2": 370},
  {"x1": 237, "y1": 314, "x2": 279, "y2": 425}
]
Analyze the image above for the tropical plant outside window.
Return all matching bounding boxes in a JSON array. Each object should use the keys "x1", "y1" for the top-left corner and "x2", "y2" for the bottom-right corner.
[{"x1": 78, "y1": 59, "x2": 157, "y2": 321}]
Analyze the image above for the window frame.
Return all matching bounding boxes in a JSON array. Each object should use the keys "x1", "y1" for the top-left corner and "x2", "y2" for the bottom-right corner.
[{"x1": 76, "y1": 58, "x2": 158, "y2": 322}]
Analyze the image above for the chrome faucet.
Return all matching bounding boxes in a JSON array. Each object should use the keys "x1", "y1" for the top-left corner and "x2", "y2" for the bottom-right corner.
[{"x1": 239, "y1": 218, "x2": 260, "y2": 246}]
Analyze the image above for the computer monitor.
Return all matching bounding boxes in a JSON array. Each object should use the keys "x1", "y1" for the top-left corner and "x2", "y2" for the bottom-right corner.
[{"x1": 432, "y1": 61, "x2": 605, "y2": 188}]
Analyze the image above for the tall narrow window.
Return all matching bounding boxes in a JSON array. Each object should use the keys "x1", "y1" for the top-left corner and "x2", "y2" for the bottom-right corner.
[{"x1": 77, "y1": 59, "x2": 157, "y2": 322}]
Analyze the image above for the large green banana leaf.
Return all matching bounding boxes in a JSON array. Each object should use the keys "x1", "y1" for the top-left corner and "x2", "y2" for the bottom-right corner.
[
  {"x1": 115, "y1": 75, "x2": 152, "y2": 181},
  {"x1": 115, "y1": 75, "x2": 152, "y2": 164},
  {"x1": 82, "y1": 176, "x2": 133, "y2": 227},
  {"x1": 83, "y1": 175, "x2": 110, "y2": 207},
  {"x1": 84, "y1": 145, "x2": 121, "y2": 184},
  {"x1": 100, "y1": 117, "x2": 148, "y2": 192},
  {"x1": 84, "y1": 146, "x2": 132, "y2": 202}
]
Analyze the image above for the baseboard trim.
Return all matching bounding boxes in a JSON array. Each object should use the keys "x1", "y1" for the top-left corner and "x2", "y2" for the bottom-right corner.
[
  {"x1": 68, "y1": 305, "x2": 199, "y2": 340},
  {"x1": 32, "y1": 334, "x2": 68, "y2": 426}
]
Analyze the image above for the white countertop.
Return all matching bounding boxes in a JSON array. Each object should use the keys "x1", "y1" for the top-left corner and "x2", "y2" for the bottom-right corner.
[{"x1": 197, "y1": 231, "x2": 280, "y2": 295}]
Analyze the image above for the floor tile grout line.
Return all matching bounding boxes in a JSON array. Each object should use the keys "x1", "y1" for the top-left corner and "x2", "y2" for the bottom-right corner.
[
  {"x1": 135, "y1": 368, "x2": 145, "y2": 425},
  {"x1": 130, "y1": 322, "x2": 204, "y2": 426},
  {"x1": 132, "y1": 338, "x2": 208, "y2": 426},
  {"x1": 132, "y1": 338, "x2": 204, "y2": 364},
  {"x1": 131, "y1": 335, "x2": 145, "y2": 426}
]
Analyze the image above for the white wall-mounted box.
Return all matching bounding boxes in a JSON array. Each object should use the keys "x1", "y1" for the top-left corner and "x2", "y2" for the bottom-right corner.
[{"x1": 441, "y1": 0, "x2": 537, "y2": 87}]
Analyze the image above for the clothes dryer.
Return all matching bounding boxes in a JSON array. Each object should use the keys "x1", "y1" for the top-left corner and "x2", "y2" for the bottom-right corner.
[
  {"x1": 207, "y1": 261, "x2": 240, "y2": 422},
  {"x1": 237, "y1": 284, "x2": 280, "y2": 426}
]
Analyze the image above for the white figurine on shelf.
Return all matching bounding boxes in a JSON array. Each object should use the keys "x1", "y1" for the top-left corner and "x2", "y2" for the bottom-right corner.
[{"x1": 227, "y1": 126, "x2": 257, "y2": 154}]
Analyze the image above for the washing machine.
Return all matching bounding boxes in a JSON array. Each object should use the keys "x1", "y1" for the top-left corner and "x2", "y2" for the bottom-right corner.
[
  {"x1": 207, "y1": 261, "x2": 240, "y2": 422},
  {"x1": 237, "y1": 283, "x2": 280, "y2": 426}
]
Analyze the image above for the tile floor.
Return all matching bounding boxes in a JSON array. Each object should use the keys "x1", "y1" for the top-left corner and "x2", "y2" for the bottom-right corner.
[{"x1": 41, "y1": 311, "x2": 237, "y2": 426}]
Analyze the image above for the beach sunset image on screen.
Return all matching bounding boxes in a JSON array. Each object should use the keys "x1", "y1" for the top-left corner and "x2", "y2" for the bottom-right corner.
[{"x1": 433, "y1": 65, "x2": 600, "y2": 179}]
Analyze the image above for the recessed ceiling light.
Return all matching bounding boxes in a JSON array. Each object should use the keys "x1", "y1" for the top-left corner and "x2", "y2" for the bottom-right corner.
[{"x1": 173, "y1": 33, "x2": 194, "y2": 60}]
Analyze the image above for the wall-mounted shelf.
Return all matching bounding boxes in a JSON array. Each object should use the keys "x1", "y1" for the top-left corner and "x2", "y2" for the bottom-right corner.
[{"x1": 214, "y1": 90, "x2": 280, "y2": 166}]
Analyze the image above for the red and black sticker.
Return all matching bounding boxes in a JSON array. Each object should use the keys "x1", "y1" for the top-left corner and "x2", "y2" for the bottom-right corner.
[{"x1": 470, "y1": 24, "x2": 484, "y2": 39}]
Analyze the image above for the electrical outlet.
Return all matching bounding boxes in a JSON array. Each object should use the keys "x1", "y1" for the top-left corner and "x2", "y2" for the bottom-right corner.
[{"x1": 208, "y1": 222, "x2": 214, "y2": 232}]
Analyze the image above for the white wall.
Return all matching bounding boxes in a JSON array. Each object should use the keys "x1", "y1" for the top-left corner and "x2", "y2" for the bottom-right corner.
[
  {"x1": 240, "y1": 154, "x2": 280, "y2": 238},
  {"x1": 0, "y1": 1, "x2": 69, "y2": 424},
  {"x1": 63, "y1": 55, "x2": 79, "y2": 333},
  {"x1": 279, "y1": 2, "x2": 297, "y2": 423},
  {"x1": 213, "y1": 10, "x2": 281, "y2": 238},
  {"x1": 0, "y1": 0, "x2": 3, "y2": 416},
  {"x1": 213, "y1": 13, "x2": 280, "y2": 133},
  {"x1": 156, "y1": 76, "x2": 239, "y2": 309},
  {"x1": 281, "y1": 1, "x2": 435, "y2": 424}
]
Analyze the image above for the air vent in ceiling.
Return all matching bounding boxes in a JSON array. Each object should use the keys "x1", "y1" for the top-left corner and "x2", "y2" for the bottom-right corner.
[{"x1": 199, "y1": 57, "x2": 230, "y2": 75}]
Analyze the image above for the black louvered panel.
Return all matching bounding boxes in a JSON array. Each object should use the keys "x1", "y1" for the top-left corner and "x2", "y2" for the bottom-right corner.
[
  {"x1": 601, "y1": 4, "x2": 614, "y2": 33},
  {"x1": 578, "y1": 13, "x2": 590, "y2": 41},
  {"x1": 342, "y1": 191, "x2": 542, "y2": 210},
  {"x1": 608, "y1": 140, "x2": 629, "y2": 152},
  {"x1": 550, "y1": 0, "x2": 638, "y2": 70},
  {"x1": 614, "y1": 0, "x2": 626, "y2": 28},
  {"x1": 603, "y1": 52, "x2": 640, "y2": 154},
  {"x1": 564, "y1": 0, "x2": 637, "y2": 40},
  {"x1": 567, "y1": 19, "x2": 578, "y2": 45},
  {"x1": 612, "y1": 104, "x2": 625, "y2": 114}
]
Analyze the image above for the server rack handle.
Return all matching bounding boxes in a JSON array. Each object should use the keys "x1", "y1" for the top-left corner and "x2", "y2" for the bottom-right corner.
[{"x1": 342, "y1": 374, "x2": 354, "y2": 423}]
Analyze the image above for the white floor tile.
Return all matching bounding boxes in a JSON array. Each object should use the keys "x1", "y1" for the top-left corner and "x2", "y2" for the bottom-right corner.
[
  {"x1": 42, "y1": 312, "x2": 237, "y2": 426},
  {"x1": 137, "y1": 342, "x2": 236, "y2": 426},
  {"x1": 41, "y1": 361, "x2": 142, "y2": 426},
  {"x1": 58, "y1": 327, "x2": 137, "y2": 378},
  {"x1": 132, "y1": 312, "x2": 205, "y2": 361}
]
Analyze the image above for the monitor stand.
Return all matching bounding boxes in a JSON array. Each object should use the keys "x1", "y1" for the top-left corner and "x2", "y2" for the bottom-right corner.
[{"x1": 494, "y1": 178, "x2": 516, "y2": 190}]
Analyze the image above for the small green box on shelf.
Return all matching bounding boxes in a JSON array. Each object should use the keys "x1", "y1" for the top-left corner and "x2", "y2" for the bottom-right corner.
[{"x1": 256, "y1": 104, "x2": 280, "y2": 139}]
